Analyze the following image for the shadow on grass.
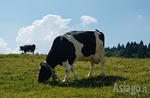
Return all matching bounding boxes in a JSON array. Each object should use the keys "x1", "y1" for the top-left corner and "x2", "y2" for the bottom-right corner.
[{"x1": 47, "y1": 75, "x2": 127, "y2": 88}]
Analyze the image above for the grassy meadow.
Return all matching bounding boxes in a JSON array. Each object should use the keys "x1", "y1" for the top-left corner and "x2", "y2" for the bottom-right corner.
[{"x1": 0, "y1": 54, "x2": 150, "y2": 98}]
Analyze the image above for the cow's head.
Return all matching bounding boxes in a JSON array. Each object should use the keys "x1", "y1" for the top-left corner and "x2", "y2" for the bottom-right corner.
[
  {"x1": 38, "y1": 62, "x2": 52, "y2": 83},
  {"x1": 20, "y1": 46, "x2": 24, "y2": 51}
]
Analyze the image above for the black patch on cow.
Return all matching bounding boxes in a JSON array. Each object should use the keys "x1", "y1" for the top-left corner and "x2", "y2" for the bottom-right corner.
[
  {"x1": 67, "y1": 31, "x2": 96, "y2": 57},
  {"x1": 59, "y1": 36, "x2": 76, "y2": 65},
  {"x1": 46, "y1": 36, "x2": 76, "y2": 67}
]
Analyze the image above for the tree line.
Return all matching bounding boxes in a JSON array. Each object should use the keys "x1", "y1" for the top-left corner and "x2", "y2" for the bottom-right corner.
[{"x1": 105, "y1": 41, "x2": 150, "y2": 58}]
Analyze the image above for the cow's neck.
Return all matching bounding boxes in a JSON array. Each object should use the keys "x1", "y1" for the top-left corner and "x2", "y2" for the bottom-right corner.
[{"x1": 46, "y1": 50, "x2": 62, "y2": 69}]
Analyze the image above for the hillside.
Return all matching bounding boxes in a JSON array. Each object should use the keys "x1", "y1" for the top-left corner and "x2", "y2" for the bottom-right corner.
[{"x1": 0, "y1": 54, "x2": 150, "y2": 98}]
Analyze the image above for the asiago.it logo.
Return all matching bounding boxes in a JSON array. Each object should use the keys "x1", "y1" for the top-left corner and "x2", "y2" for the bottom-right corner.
[{"x1": 113, "y1": 82, "x2": 147, "y2": 95}]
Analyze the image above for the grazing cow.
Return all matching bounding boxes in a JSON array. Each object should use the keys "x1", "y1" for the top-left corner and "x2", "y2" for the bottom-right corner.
[
  {"x1": 38, "y1": 29, "x2": 104, "y2": 83},
  {"x1": 20, "y1": 44, "x2": 36, "y2": 54}
]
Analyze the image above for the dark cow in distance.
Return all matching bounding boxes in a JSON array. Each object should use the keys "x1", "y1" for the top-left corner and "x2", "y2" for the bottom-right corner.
[
  {"x1": 20, "y1": 44, "x2": 36, "y2": 54},
  {"x1": 38, "y1": 29, "x2": 105, "y2": 83}
]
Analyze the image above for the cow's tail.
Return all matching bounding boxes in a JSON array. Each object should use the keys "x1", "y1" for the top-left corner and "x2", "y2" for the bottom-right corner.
[
  {"x1": 100, "y1": 32, "x2": 104, "y2": 47},
  {"x1": 95, "y1": 29, "x2": 105, "y2": 47}
]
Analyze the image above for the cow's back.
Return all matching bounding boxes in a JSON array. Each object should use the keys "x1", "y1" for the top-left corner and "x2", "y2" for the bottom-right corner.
[{"x1": 24, "y1": 44, "x2": 35, "y2": 51}]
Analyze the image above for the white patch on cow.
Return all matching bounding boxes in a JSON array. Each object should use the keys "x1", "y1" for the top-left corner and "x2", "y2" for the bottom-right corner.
[
  {"x1": 93, "y1": 53, "x2": 100, "y2": 64},
  {"x1": 62, "y1": 60, "x2": 72, "y2": 82}
]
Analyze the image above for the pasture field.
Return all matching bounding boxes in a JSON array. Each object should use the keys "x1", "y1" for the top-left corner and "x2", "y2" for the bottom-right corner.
[{"x1": 0, "y1": 54, "x2": 150, "y2": 98}]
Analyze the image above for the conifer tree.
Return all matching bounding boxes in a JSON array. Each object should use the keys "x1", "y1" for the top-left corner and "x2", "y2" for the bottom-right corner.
[
  {"x1": 125, "y1": 42, "x2": 132, "y2": 58},
  {"x1": 148, "y1": 43, "x2": 150, "y2": 57},
  {"x1": 148, "y1": 43, "x2": 150, "y2": 52},
  {"x1": 137, "y1": 41, "x2": 144, "y2": 58}
]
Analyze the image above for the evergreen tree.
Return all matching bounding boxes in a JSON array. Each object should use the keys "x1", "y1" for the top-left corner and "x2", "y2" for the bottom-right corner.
[
  {"x1": 148, "y1": 43, "x2": 150, "y2": 52},
  {"x1": 104, "y1": 41, "x2": 150, "y2": 58},
  {"x1": 121, "y1": 45, "x2": 125, "y2": 50},
  {"x1": 133, "y1": 42, "x2": 139, "y2": 54},
  {"x1": 125, "y1": 42, "x2": 132, "y2": 58},
  {"x1": 137, "y1": 41, "x2": 144, "y2": 58},
  {"x1": 148, "y1": 43, "x2": 150, "y2": 57},
  {"x1": 143, "y1": 45, "x2": 148, "y2": 58},
  {"x1": 117, "y1": 43, "x2": 121, "y2": 51},
  {"x1": 119, "y1": 45, "x2": 125, "y2": 57}
]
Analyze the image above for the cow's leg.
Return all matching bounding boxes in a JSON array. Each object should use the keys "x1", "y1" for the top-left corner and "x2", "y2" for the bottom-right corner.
[
  {"x1": 100, "y1": 49, "x2": 104, "y2": 76},
  {"x1": 63, "y1": 62, "x2": 72, "y2": 82},
  {"x1": 71, "y1": 66, "x2": 78, "y2": 80},
  {"x1": 88, "y1": 63, "x2": 94, "y2": 76}
]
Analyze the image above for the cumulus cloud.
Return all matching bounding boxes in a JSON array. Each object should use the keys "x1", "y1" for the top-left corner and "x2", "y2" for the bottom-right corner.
[
  {"x1": 80, "y1": 15, "x2": 98, "y2": 25},
  {"x1": 0, "y1": 38, "x2": 11, "y2": 54},
  {"x1": 0, "y1": 14, "x2": 99, "y2": 54},
  {"x1": 7, "y1": 14, "x2": 98, "y2": 54},
  {"x1": 15, "y1": 14, "x2": 71, "y2": 54}
]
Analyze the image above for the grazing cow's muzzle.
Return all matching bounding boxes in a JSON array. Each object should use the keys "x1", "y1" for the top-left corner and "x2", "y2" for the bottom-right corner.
[{"x1": 38, "y1": 62, "x2": 52, "y2": 83}]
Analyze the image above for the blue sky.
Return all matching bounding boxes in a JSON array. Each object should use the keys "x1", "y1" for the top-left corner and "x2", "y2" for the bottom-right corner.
[{"x1": 0, "y1": 0, "x2": 150, "y2": 54}]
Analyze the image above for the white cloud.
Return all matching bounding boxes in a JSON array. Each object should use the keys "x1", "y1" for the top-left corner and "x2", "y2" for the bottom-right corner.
[
  {"x1": 80, "y1": 15, "x2": 98, "y2": 25},
  {"x1": 15, "y1": 14, "x2": 71, "y2": 54},
  {"x1": 0, "y1": 38, "x2": 12, "y2": 54},
  {"x1": 1, "y1": 14, "x2": 99, "y2": 54},
  {"x1": 138, "y1": 15, "x2": 142, "y2": 19}
]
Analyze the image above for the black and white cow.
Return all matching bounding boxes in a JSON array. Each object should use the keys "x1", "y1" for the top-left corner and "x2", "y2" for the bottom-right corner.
[
  {"x1": 38, "y1": 29, "x2": 104, "y2": 83},
  {"x1": 20, "y1": 44, "x2": 36, "y2": 54}
]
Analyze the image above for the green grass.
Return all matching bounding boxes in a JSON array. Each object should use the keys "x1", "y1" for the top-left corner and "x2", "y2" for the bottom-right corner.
[{"x1": 0, "y1": 54, "x2": 150, "y2": 98}]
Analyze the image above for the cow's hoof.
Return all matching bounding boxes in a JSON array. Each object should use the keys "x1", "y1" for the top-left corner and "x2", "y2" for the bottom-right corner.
[
  {"x1": 88, "y1": 74, "x2": 92, "y2": 77},
  {"x1": 62, "y1": 79, "x2": 68, "y2": 83}
]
